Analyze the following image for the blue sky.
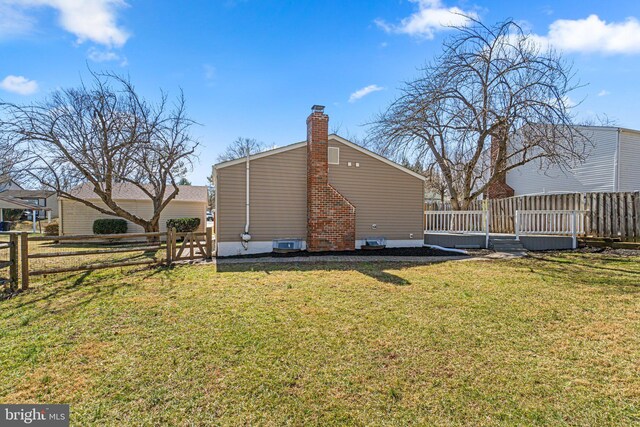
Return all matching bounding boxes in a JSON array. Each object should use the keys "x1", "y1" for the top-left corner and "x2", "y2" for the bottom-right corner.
[{"x1": 2, "y1": 0, "x2": 640, "y2": 184}]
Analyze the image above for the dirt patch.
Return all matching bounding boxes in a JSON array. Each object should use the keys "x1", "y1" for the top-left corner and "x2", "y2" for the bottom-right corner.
[{"x1": 220, "y1": 246, "x2": 465, "y2": 259}]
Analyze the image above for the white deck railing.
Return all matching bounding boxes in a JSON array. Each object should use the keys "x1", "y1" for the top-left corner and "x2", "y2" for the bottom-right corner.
[
  {"x1": 515, "y1": 210, "x2": 585, "y2": 248},
  {"x1": 424, "y1": 209, "x2": 586, "y2": 249},
  {"x1": 425, "y1": 210, "x2": 490, "y2": 248}
]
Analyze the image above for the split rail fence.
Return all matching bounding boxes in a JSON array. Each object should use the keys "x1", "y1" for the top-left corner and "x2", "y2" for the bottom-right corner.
[
  {"x1": 426, "y1": 191, "x2": 640, "y2": 241},
  {"x1": 1, "y1": 227, "x2": 214, "y2": 291}
]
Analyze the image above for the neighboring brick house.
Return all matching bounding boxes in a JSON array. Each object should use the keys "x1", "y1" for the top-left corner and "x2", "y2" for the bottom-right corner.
[{"x1": 213, "y1": 105, "x2": 427, "y2": 257}]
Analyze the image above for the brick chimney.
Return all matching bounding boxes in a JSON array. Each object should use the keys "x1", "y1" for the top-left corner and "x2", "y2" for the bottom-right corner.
[
  {"x1": 306, "y1": 105, "x2": 356, "y2": 251},
  {"x1": 485, "y1": 121, "x2": 515, "y2": 199}
]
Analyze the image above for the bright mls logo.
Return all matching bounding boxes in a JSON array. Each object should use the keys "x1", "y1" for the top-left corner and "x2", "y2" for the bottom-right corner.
[{"x1": 1, "y1": 405, "x2": 69, "y2": 426}]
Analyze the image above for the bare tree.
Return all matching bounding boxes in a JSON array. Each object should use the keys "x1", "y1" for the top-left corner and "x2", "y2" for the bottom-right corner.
[
  {"x1": 424, "y1": 166, "x2": 451, "y2": 203},
  {"x1": 205, "y1": 174, "x2": 215, "y2": 210},
  {"x1": 371, "y1": 18, "x2": 589, "y2": 209},
  {"x1": 0, "y1": 71, "x2": 199, "y2": 232},
  {"x1": 0, "y1": 136, "x2": 21, "y2": 188},
  {"x1": 217, "y1": 137, "x2": 265, "y2": 162}
]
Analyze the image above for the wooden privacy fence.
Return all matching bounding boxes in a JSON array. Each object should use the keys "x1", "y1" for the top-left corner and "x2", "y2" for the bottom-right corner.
[
  {"x1": 2, "y1": 227, "x2": 214, "y2": 291},
  {"x1": 426, "y1": 192, "x2": 640, "y2": 241}
]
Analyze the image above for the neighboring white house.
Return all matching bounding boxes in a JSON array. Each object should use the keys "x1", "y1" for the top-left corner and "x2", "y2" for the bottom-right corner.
[
  {"x1": 59, "y1": 183, "x2": 208, "y2": 235},
  {"x1": 507, "y1": 126, "x2": 640, "y2": 195}
]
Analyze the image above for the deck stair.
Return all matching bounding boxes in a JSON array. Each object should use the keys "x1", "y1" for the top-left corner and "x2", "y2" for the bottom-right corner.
[{"x1": 489, "y1": 237, "x2": 527, "y2": 253}]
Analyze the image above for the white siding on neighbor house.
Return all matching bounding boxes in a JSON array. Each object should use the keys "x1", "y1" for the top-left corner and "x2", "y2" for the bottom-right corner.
[
  {"x1": 618, "y1": 129, "x2": 640, "y2": 192},
  {"x1": 506, "y1": 128, "x2": 619, "y2": 195},
  {"x1": 59, "y1": 199, "x2": 206, "y2": 235}
]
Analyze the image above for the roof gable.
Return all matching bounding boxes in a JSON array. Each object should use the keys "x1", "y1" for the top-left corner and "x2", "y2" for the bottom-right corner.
[{"x1": 213, "y1": 135, "x2": 426, "y2": 181}]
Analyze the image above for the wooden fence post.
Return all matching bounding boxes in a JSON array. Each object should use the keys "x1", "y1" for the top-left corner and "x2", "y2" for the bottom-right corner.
[
  {"x1": 9, "y1": 233, "x2": 18, "y2": 291},
  {"x1": 165, "y1": 229, "x2": 173, "y2": 265},
  {"x1": 20, "y1": 232, "x2": 29, "y2": 290},
  {"x1": 206, "y1": 226, "x2": 213, "y2": 259},
  {"x1": 171, "y1": 227, "x2": 177, "y2": 262}
]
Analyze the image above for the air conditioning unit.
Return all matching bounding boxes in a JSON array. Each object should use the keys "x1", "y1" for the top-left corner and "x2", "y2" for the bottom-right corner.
[
  {"x1": 273, "y1": 239, "x2": 303, "y2": 253},
  {"x1": 362, "y1": 237, "x2": 386, "y2": 250}
]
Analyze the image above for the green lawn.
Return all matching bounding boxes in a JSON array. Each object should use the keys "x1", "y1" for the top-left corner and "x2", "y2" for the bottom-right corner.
[{"x1": 1, "y1": 254, "x2": 639, "y2": 425}]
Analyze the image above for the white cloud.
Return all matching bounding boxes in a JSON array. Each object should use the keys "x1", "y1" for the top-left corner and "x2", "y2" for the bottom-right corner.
[
  {"x1": 375, "y1": 0, "x2": 476, "y2": 39},
  {"x1": 87, "y1": 47, "x2": 126, "y2": 65},
  {"x1": 597, "y1": 90, "x2": 610, "y2": 97},
  {"x1": 203, "y1": 64, "x2": 216, "y2": 81},
  {"x1": 349, "y1": 85, "x2": 384, "y2": 103},
  {"x1": 0, "y1": 75, "x2": 38, "y2": 95},
  {"x1": 0, "y1": 0, "x2": 130, "y2": 47},
  {"x1": 537, "y1": 15, "x2": 640, "y2": 55},
  {"x1": 0, "y1": 3, "x2": 34, "y2": 39}
]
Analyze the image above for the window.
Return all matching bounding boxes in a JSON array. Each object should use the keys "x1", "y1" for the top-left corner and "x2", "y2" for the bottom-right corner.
[{"x1": 328, "y1": 147, "x2": 340, "y2": 165}]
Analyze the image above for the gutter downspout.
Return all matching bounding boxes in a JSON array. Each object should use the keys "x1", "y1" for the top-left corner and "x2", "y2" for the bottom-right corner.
[
  {"x1": 240, "y1": 153, "x2": 252, "y2": 249},
  {"x1": 245, "y1": 153, "x2": 250, "y2": 234}
]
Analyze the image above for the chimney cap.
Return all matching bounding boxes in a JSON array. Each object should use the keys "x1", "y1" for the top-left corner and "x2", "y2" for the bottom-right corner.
[{"x1": 311, "y1": 105, "x2": 325, "y2": 113}]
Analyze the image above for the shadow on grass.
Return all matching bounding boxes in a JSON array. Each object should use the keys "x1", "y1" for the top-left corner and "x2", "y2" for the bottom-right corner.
[
  {"x1": 528, "y1": 253, "x2": 640, "y2": 276},
  {"x1": 523, "y1": 254, "x2": 640, "y2": 294},
  {"x1": 1, "y1": 267, "x2": 142, "y2": 325},
  {"x1": 215, "y1": 260, "x2": 456, "y2": 286}
]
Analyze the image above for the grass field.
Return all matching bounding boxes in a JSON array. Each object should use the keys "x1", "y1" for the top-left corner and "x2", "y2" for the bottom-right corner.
[{"x1": 1, "y1": 253, "x2": 639, "y2": 425}]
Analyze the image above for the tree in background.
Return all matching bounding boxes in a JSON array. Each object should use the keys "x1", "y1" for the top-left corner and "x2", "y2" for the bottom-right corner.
[
  {"x1": 216, "y1": 137, "x2": 265, "y2": 162},
  {"x1": 177, "y1": 177, "x2": 192, "y2": 185},
  {"x1": 371, "y1": 18, "x2": 589, "y2": 209},
  {"x1": 0, "y1": 71, "x2": 199, "y2": 232},
  {"x1": 0, "y1": 135, "x2": 21, "y2": 188}
]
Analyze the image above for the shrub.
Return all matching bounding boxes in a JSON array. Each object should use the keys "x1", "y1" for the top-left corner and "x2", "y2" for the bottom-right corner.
[
  {"x1": 93, "y1": 218, "x2": 128, "y2": 235},
  {"x1": 166, "y1": 217, "x2": 200, "y2": 233},
  {"x1": 3, "y1": 209, "x2": 23, "y2": 221},
  {"x1": 44, "y1": 222, "x2": 59, "y2": 236}
]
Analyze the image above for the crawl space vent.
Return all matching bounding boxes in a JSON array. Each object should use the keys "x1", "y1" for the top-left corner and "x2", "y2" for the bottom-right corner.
[
  {"x1": 362, "y1": 237, "x2": 386, "y2": 250},
  {"x1": 273, "y1": 239, "x2": 303, "y2": 253}
]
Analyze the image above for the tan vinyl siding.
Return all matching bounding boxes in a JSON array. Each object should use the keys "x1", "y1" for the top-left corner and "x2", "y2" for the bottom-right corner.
[
  {"x1": 328, "y1": 139, "x2": 425, "y2": 241},
  {"x1": 46, "y1": 194, "x2": 59, "y2": 218},
  {"x1": 59, "y1": 199, "x2": 206, "y2": 235},
  {"x1": 216, "y1": 146, "x2": 307, "y2": 242}
]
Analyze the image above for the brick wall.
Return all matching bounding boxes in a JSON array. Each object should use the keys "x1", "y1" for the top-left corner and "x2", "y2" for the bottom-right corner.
[{"x1": 306, "y1": 105, "x2": 356, "y2": 251}]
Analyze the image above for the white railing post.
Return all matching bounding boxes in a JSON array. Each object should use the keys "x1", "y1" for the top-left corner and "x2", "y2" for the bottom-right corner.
[
  {"x1": 515, "y1": 210, "x2": 520, "y2": 241},
  {"x1": 484, "y1": 210, "x2": 490, "y2": 249},
  {"x1": 571, "y1": 211, "x2": 577, "y2": 249}
]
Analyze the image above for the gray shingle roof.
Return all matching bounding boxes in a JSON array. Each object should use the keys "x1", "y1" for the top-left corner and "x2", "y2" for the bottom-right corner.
[{"x1": 67, "y1": 183, "x2": 207, "y2": 203}]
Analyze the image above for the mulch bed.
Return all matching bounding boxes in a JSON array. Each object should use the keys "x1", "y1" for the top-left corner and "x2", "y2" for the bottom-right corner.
[{"x1": 221, "y1": 246, "x2": 466, "y2": 259}]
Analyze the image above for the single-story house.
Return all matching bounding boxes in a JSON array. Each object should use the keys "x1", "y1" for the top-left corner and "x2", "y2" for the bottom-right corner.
[
  {"x1": 0, "y1": 189, "x2": 58, "y2": 218},
  {"x1": 58, "y1": 183, "x2": 208, "y2": 235},
  {"x1": 504, "y1": 126, "x2": 640, "y2": 196},
  {"x1": 213, "y1": 105, "x2": 427, "y2": 256},
  {"x1": 0, "y1": 194, "x2": 52, "y2": 232}
]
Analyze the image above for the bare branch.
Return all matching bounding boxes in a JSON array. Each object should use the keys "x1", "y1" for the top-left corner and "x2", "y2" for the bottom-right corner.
[
  {"x1": 0, "y1": 71, "x2": 199, "y2": 232},
  {"x1": 370, "y1": 18, "x2": 590, "y2": 209}
]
